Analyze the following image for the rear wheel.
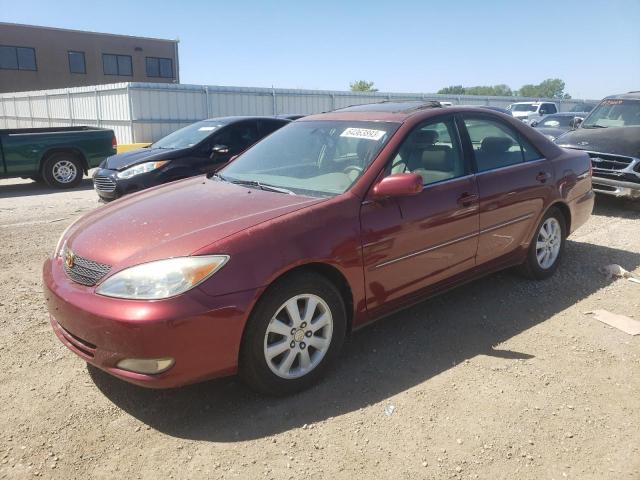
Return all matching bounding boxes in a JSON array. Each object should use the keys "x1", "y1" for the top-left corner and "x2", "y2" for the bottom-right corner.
[
  {"x1": 519, "y1": 207, "x2": 566, "y2": 279},
  {"x1": 42, "y1": 152, "x2": 83, "y2": 189},
  {"x1": 239, "y1": 272, "x2": 346, "y2": 395}
]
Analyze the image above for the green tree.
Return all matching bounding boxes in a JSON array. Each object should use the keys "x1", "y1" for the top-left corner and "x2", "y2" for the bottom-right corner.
[
  {"x1": 350, "y1": 80, "x2": 378, "y2": 92},
  {"x1": 437, "y1": 84, "x2": 513, "y2": 96},
  {"x1": 437, "y1": 85, "x2": 465, "y2": 95},
  {"x1": 518, "y1": 79, "x2": 571, "y2": 99}
]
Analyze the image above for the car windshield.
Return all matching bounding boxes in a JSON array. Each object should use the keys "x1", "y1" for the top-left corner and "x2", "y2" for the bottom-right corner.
[
  {"x1": 511, "y1": 104, "x2": 538, "y2": 112},
  {"x1": 219, "y1": 120, "x2": 400, "y2": 197},
  {"x1": 538, "y1": 115, "x2": 572, "y2": 128},
  {"x1": 582, "y1": 99, "x2": 640, "y2": 128},
  {"x1": 151, "y1": 121, "x2": 224, "y2": 149}
]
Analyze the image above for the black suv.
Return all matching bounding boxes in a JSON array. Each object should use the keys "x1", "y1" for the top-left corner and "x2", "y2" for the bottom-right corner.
[
  {"x1": 555, "y1": 92, "x2": 640, "y2": 199},
  {"x1": 93, "y1": 116, "x2": 289, "y2": 201}
]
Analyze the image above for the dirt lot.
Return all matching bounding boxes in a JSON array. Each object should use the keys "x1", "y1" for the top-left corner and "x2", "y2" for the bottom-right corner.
[{"x1": 1, "y1": 177, "x2": 639, "y2": 480}]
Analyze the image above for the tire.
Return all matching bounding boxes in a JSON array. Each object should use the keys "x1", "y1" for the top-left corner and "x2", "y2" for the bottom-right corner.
[
  {"x1": 42, "y1": 152, "x2": 83, "y2": 189},
  {"x1": 239, "y1": 271, "x2": 347, "y2": 395},
  {"x1": 519, "y1": 207, "x2": 566, "y2": 280}
]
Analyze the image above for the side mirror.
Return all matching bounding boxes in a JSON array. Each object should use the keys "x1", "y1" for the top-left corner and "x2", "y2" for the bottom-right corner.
[
  {"x1": 372, "y1": 173, "x2": 423, "y2": 199},
  {"x1": 210, "y1": 144, "x2": 229, "y2": 159},
  {"x1": 570, "y1": 117, "x2": 584, "y2": 129}
]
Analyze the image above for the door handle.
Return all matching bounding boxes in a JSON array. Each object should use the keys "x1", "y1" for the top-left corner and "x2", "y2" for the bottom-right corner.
[
  {"x1": 457, "y1": 192, "x2": 479, "y2": 207},
  {"x1": 536, "y1": 171, "x2": 551, "y2": 183}
]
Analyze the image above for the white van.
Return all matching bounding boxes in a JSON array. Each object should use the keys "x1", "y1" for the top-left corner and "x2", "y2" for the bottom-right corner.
[{"x1": 507, "y1": 101, "x2": 558, "y2": 124}]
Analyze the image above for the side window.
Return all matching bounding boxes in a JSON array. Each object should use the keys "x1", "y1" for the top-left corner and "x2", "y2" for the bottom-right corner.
[
  {"x1": 546, "y1": 103, "x2": 558, "y2": 114},
  {"x1": 389, "y1": 118, "x2": 466, "y2": 186},
  {"x1": 258, "y1": 119, "x2": 287, "y2": 136},
  {"x1": 463, "y1": 117, "x2": 526, "y2": 171},
  {"x1": 227, "y1": 121, "x2": 259, "y2": 153},
  {"x1": 519, "y1": 133, "x2": 543, "y2": 162}
]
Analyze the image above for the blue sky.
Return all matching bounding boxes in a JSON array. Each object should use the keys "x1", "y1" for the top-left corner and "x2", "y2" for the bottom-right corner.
[{"x1": 2, "y1": 0, "x2": 639, "y2": 99}]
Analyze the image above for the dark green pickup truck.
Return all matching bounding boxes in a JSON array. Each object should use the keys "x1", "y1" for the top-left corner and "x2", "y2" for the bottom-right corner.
[{"x1": 0, "y1": 126, "x2": 117, "y2": 188}]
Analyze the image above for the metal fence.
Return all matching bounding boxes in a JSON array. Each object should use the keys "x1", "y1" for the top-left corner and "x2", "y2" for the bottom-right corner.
[{"x1": 0, "y1": 82, "x2": 599, "y2": 143}]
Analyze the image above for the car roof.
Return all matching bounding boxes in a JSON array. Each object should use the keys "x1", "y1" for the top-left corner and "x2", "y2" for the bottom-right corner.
[
  {"x1": 301, "y1": 101, "x2": 445, "y2": 122},
  {"x1": 200, "y1": 116, "x2": 290, "y2": 124},
  {"x1": 300, "y1": 103, "x2": 524, "y2": 123},
  {"x1": 604, "y1": 91, "x2": 640, "y2": 100}
]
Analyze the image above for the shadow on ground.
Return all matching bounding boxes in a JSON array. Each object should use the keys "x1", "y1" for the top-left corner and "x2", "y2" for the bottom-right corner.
[
  {"x1": 90, "y1": 237, "x2": 640, "y2": 442},
  {"x1": 592, "y1": 194, "x2": 640, "y2": 218},
  {"x1": 0, "y1": 178, "x2": 94, "y2": 198}
]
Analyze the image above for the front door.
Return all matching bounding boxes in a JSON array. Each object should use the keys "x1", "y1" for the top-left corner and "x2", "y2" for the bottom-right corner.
[{"x1": 360, "y1": 116, "x2": 480, "y2": 316}]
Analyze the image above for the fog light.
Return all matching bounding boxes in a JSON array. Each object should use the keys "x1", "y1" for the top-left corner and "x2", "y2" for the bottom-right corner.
[{"x1": 116, "y1": 357, "x2": 174, "y2": 374}]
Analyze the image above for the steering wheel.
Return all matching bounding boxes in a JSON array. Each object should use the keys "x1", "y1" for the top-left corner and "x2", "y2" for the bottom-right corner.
[{"x1": 343, "y1": 165, "x2": 363, "y2": 176}]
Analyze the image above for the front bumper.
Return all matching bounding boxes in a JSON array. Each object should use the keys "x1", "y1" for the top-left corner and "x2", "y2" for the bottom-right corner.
[
  {"x1": 43, "y1": 256, "x2": 259, "y2": 388},
  {"x1": 592, "y1": 177, "x2": 640, "y2": 199},
  {"x1": 92, "y1": 168, "x2": 156, "y2": 201}
]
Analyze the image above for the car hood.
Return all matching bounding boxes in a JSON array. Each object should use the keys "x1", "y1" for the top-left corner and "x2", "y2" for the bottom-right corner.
[
  {"x1": 536, "y1": 127, "x2": 566, "y2": 139},
  {"x1": 103, "y1": 147, "x2": 188, "y2": 170},
  {"x1": 511, "y1": 111, "x2": 531, "y2": 118},
  {"x1": 65, "y1": 177, "x2": 323, "y2": 269},
  {"x1": 555, "y1": 126, "x2": 640, "y2": 157}
]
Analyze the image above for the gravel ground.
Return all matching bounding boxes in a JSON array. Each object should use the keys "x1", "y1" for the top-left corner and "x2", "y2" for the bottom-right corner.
[{"x1": 1, "y1": 177, "x2": 639, "y2": 480}]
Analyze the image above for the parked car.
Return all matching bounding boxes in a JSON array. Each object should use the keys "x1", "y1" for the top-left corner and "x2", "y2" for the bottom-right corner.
[
  {"x1": 0, "y1": 126, "x2": 116, "y2": 188},
  {"x1": 44, "y1": 102, "x2": 593, "y2": 395},
  {"x1": 507, "y1": 101, "x2": 559, "y2": 124},
  {"x1": 92, "y1": 116, "x2": 290, "y2": 201},
  {"x1": 555, "y1": 91, "x2": 640, "y2": 199},
  {"x1": 531, "y1": 112, "x2": 590, "y2": 140}
]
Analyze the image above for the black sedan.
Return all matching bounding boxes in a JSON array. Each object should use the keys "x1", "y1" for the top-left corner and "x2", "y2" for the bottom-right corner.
[
  {"x1": 93, "y1": 116, "x2": 289, "y2": 201},
  {"x1": 530, "y1": 112, "x2": 589, "y2": 140}
]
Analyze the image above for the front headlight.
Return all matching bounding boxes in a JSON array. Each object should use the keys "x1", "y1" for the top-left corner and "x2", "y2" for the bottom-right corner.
[
  {"x1": 116, "y1": 161, "x2": 168, "y2": 179},
  {"x1": 96, "y1": 255, "x2": 229, "y2": 300}
]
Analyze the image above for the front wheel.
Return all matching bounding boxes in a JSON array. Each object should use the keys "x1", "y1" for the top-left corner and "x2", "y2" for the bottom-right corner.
[
  {"x1": 239, "y1": 272, "x2": 346, "y2": 395},
  {"x1": 519, "y1": 207, "x2": 566, "y2": 280},
  {"x1": 42, "y1": 153, "x2": 83, "y2": 189}
]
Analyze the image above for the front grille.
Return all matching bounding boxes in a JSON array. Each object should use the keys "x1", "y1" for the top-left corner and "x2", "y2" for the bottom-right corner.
[
  {"x1": 93, "y1": 175, "x2": 117, "y2": 192},
  {"x1": 63, "y1": 251, "x2": 111, "y2": 286},
  {"x1": 587, "y1": 151, "x2": 633, "y2": 171}
]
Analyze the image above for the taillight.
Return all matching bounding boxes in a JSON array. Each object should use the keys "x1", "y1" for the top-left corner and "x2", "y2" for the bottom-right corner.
[{"x1": 112, "y1": 135, "x2": 118, "y2": 149}]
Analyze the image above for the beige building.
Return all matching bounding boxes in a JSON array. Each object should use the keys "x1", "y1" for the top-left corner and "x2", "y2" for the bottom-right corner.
[{"x1": 0, "y1": 22, "x2": 179, "y2": 93}]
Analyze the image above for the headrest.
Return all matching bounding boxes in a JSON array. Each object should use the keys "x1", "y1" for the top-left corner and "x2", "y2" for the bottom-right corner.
[
  {"x1": 481, "y1": 136, "x2": 514, "y2": 154},
  {"x1": 410, "y1": 130, "x2": 439, "y2": 146}
]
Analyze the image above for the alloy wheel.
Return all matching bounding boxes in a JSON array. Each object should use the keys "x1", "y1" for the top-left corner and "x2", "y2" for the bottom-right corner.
[
  {"x1": 52, "y1": 160, "x2": 78, "y2": 184},
  {"x1": 263, "y1": 294, "x2": 333, "y2": 379},
  {"x1": 535, "y1": 217, "x2": 561, "y2": 269}
]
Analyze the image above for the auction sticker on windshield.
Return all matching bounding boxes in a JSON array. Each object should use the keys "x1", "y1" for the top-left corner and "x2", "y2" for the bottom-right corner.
[{"x1": 340, "y1": 128, "x2": 386, "y2": 141}]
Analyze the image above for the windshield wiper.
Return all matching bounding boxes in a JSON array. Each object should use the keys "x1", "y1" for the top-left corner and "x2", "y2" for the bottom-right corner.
[
  {"x1": 583, "y1": 124, "x2": 607, "y2": 129},
  {"x1": 229, "y1": 179, "x2": 295, "y2": 195}
]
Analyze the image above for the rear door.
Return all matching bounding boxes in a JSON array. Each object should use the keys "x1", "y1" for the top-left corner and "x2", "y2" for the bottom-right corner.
[
  {"x1": 459, "y1": 114, "x2": 555, "y2": 266},
  {"x1": 360, "y1": 115, "x2": 479, "y2": 315}
]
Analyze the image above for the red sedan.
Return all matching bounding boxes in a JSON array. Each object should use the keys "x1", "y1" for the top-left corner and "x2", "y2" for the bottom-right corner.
[{"x1": 43, "y1": 102, "x2": 594, "y2": 395}]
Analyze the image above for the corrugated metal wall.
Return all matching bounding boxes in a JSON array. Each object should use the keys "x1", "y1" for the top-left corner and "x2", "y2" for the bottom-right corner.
[{"x1": 0, "y1": 82, "x2": 600, "y2": 143}]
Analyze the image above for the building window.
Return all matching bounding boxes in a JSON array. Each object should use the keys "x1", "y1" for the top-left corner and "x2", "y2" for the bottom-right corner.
[
  {"x1": 0, "y1": 45, "x2": 37, "y2": 71},
  {"x1": 145, "y1": 57, "x2": 173, "y2": 78},
  {"x1": 68, "y1": 51, "x2": 86, "y2": 74},
  {"x1": 102, "y1": 54, "x2": 132, "y2": 76}
]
